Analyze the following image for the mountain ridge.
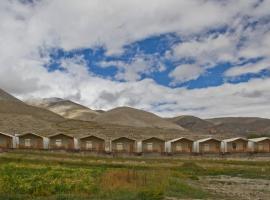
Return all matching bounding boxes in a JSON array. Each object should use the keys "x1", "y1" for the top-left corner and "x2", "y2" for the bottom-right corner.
[
  {"x1": 1, "y1": 88, "x2": 270, "y2": 137},
  {"x1": 26, "y1": 98, "x2": 100, "y2": 121}
]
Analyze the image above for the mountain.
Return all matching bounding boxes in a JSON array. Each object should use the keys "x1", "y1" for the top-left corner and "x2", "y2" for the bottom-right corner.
[
  {"x1": 167, "y1": 115, "x2": 270, "y2": 137},
  {"x1": 167, "y1": 115, "x2": 214, "y2": 133},
  {"x1": 0, "y1": 88, "x2": 22, "y2": 102},
  {"x1": 0, "y1": 88, "x2": 188, "y2": 139},
  {"x1": 94, "y1": 107, "x2": 185, "y2": 130},
  {"x1": 2, "y1": 87, "x2": 270, "y2": 138},
  {"x1": 206, "y1": 117, "x2": 270, "y2": 136},
  {"x1": 0, "y1": 88, "x2": 65, "y2": 135},
  {"x1": 26, "y1": 98, "x2": 100, "y2": 121}
]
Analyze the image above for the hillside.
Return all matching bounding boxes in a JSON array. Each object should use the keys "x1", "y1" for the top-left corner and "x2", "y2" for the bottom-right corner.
[
  {"x1": 26, "y1": 98, "x2": 99, "y2": 121},
  {"x1": 167, "y1": 115, "x2": 214, "y2": 134},
  {"x1": 167, "y1": 115, "x2": 270, "y2": 137},
  {"x1": 206, "y1": 117, "x2": 270, "y2": 136},
  {"x1": 0, "y1": 88, "x2": 22, "y2": 102},
  {"x1": 0, "y1": 90, "x2": 65, "y2": 135},
  {"x1": 2, "y1": 88, "x2": 270, "y2": 138},
  {"x1": 94, "y1": 107, "x2": 185, "y2": 130},
  {"x1": 0, "y1": 88, "x2": 189, "y2": 139}
]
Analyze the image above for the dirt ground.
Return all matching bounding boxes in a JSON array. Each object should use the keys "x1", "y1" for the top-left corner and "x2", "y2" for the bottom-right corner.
[{"x1": 198, "y1": 176, "x2": 270, "y2": 200}]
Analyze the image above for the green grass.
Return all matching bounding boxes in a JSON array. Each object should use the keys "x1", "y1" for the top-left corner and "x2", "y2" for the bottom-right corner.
[{"x1": 0, "y1": 151, "x2": 269, "y2": 199}]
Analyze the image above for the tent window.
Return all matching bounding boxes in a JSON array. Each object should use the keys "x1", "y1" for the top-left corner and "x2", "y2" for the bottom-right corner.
[
  {"x1": 86, "y1": 141, "x2": 93, "y2": 150},
  {"x1": 176, "y1": 144, "x2": 183, "y2": 151},
  {"x1": 232, "y1": 143, "x2": 237, "y2": 150},
  {"x1": 147, "y1": 143, "x2": 153, "y2": 151},
  {"x1": 55, "y1": 139, "x2": 62, "y2": 147},
  {"x1": 203, "y1": 144, "x2": 210, "y2": 152},
  {"x1": 258, "y1": 143, "x2": 264, "y2": 151},
  {"x1": 25, "y1": 139, "x2": 31, "y2": 147},
  {"x1": 116, "y1": 143, "x2": 124, "y2": 151}
]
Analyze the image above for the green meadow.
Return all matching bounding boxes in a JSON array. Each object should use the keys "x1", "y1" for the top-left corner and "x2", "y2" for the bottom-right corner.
[{"x1": 0, "y1": 151, "x2": 269, "y2": 200}]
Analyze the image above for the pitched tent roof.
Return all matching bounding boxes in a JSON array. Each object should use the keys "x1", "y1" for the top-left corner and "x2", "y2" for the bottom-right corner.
[
  {"x1": 196, "y1": 137, "x2": 221, "y2": 143},
  {"x1": 249, "y1": 137, "x2": 270, "y2": 142},
  {"x1": 169, "y1": 137, "x2": 193, "y2": 143},
  {"x1": 0, "y1": 132, "x2": 13, "y2": 138},
  {"x1": 142, "y1": 137, "x2": 165, "y2": 142},
  {"x1": 16, "y1": 132, "x2": 44, "y2": 138},
  {"x1": 79, "y1": 135, "x2": 105, "y2": 140},
  {"x1": 222, "y1": 137, "x2": 248, "y2": 143},
  {"x1": 48, "y1": 133, "x2": 74, "y2": 139},
  {"x1": 112, "y1": 136, "x2": 136, "y2": 142}
]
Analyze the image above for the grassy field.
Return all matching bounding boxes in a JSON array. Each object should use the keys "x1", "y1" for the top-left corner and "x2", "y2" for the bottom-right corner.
[{"x1": 0, "y1": 151, "x2": 269, "y2": 200}]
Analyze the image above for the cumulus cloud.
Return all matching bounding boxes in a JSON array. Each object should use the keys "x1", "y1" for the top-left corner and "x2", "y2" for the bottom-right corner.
[
  {"x1": 169, "y1": 64, "x2": 204, "y2": 84},
  {"x1": 100, "y1": 55, "x2": 165, "y2": 81},
  {"x1": 169, "y1": 6, "x2": 270, "y2": 82},
  {"x1": 225, "y1": 59, "x2": 270, "y2": 77},
  {"x1": 0, "y1": 0, "x2": 270, "y2": 118}
]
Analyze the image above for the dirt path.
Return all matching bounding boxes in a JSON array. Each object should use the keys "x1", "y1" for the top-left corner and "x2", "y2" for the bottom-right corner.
[{"x1": 198, "y1": 176, "x2": 270, "y2": 200}]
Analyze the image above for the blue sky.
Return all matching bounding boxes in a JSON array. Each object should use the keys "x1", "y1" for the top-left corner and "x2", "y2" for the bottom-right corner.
[
  {"x1": 46, "y1": 26, "x2": 270, "y2": 90},
  {"x1": 1, "y1": 0, "x2": 270, "y2": 118}
]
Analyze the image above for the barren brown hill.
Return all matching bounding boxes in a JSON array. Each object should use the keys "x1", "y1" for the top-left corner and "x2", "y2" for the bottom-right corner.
[
  {"x1": 206, "y1": 117, "x2": 270, "y2": 137},
  {"x1": 3, "y1": 88, "x2": 270, "y2": 139},
  {"x1": 0, "y1": 91, "x2": 65, "y2": 135},
  {"x1": 0, "y1": 88, "x2": 22, "y2": 102},
  {"x1": 0, "y1": 88, "x2": 190, "y2": 139},
  {"x1": 94, "y1": 107, "x2": 185, "y2": 130},
  {"x1": 167, "y1": 115, "x2": 270, "y2": 137},
  {"x1": 26, "y1": 98, "x2": 99, "y2": 121},
  {"x1": 166, "y1": 115, "x2": 214, "y2": 134}
]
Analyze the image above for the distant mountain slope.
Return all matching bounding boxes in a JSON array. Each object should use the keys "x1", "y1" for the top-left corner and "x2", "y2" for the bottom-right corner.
[
  {"x1": 0, "y1": 88, "x2": 64, "y2": 134},
  {"x1": 167, "y1": 115, "x2": 270, "y2": 136},
  {"x1": 206, "y1": 117, "x2": 270, "y2": 136},
  {"x1": 26, "y1": 98, "x2": 99, "y2": 121},
  {"x1": 167, "y1": 115, "x2": 214, "y2": 133},
  {"x1": 94, "y1": 107, "x2": 185, "y2": 130},
  {"x1": 0, "y1": 88, "x2": 22, "y2": 102},
  {"x1": 0, "y1": 88, "x2": 188, "y2": 139}
]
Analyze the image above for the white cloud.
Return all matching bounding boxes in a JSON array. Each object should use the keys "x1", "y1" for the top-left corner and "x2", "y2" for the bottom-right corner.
[
  {"x1": 171, "y1": 33, "x2": 238, "y2": 66},
  {"x1": 100, "y1": 55, "x2": 165, "y2": 81},
  {"x1": 225, "y1": 59, "x2": 270, "y2": 77},
  {"x1": 1, "y1": 0, "x2": 270, "y2": 119},
  {"x1": 169, "y1": 64, "x2": 204, "y2": 84}
]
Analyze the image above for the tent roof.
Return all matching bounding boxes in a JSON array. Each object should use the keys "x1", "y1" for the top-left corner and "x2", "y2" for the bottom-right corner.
[
  {"x1": 222, "y1": 137, "x2": 248, "y2": 143},
  {"x1": 111, "y1": 136, "x2": 135, "y2": 142},
  {"x1": 79, "y1": 135, "x2": 105, "y2": 140},
  {"x1": 142, "y1": 137, "x2": 165, "y2": 142},
  {"x1": 16, "y1": 132, "x2": 44, "y2": 138},
  {"x1": 0, "y1": 132, "x2": 13, "y2": 138},
  {"x1": 249, "y1": 137, "x2": 270, "y2": 142},
  {"x1": 48, "y1": 133, "x2": 74, "y2": 139},
  {"x1": 196, "y1": 137, "x2": 220, "y2": 143},
  {"x1": 168, "y1": 137, "x2": 193, "y2": 143}
]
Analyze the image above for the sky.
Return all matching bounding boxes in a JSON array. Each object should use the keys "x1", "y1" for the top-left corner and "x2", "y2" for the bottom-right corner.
[{"x1": 1, "y1": 0, "x2": 270, "y2": 118}]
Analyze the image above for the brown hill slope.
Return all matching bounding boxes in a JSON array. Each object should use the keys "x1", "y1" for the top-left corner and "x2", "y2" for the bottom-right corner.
[
  {"x1": 206, "y1": 117, "x2": 270, "y2": 136},
  {"x1": 167, "y1": 115, "x2": 270, "y2": 137},
  {"x1": 0, "y1": 89, "x2": 65, "y2": 134},
  {"x1": 26, "y1": 98, "x2": 99, "y2": 121},
  {"x1": 94, "y1": 107, "x2": 185, "y2": 130},
  {"x1": 0, "y1": 88, "x2": 22, "y2": 102},
  {"x1": 167, "y1": 115, "x2": 214, "y2": 133},
  {"x1": 0, "y1": 89, "x2": 189, "y2": 139}
]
